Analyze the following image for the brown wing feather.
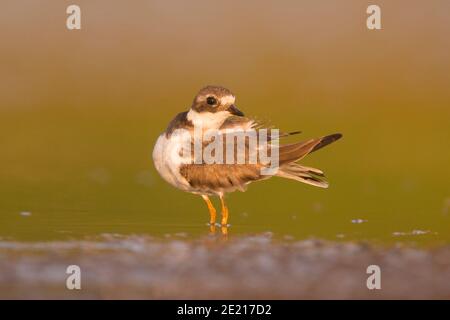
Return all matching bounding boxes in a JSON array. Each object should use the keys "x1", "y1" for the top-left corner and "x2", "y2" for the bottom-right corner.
[
  {"x1": 181, "y1": 120, "x2": 268, "y2": 193},
  {"x1": 181, "y1": 113, "x2": 341, "y2": 193},
  {"x1": 278, "y1": 139, "x2": 322, "y2": 165},
  {"x1": 180, "y1": 164, "x2": 264, "y2": 194},
  {"x1": 278, "y1": 133, "x2": 343, "y2": 165}
]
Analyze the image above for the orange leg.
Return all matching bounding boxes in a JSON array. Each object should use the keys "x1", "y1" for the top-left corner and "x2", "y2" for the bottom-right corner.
[
  {"x1": 219, "y1": 195, "x2": 229, "y2": 226},
  {"x1": 201, "y1": 195, "x2": 217, "y2": 225}
]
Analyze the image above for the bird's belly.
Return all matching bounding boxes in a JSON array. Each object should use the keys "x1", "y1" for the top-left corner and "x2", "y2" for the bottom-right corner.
[{"x1": 152, "y1": 134, "x2": 191, "y2": 191}]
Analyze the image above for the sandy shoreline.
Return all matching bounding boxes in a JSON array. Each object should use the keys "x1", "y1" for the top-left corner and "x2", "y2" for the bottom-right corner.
[{"x1": 1, "y1": 234, "x2": 449, "y2": 299}]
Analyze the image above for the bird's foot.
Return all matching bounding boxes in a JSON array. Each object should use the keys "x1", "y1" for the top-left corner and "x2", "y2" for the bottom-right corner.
[
  {"x1": 206, "y1": 223, "x2": 230, "y2": 235},
  {"x1": 220, "y1": 225, "x2": 229, "y2": 236},
  {"x1": 213, "y1": 223, "x2": 231, "y2": 227},
  {"x1": 207, "y1": 222, "x2": 216, "y2": 234}
]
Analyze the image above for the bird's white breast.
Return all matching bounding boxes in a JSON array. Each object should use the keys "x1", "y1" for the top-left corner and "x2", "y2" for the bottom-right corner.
[
  {"x1": 186, "y1": 110, "x2": 230, "y2": 129},
  {"x1": 152, "y1": 131, "x2": 192, "y2": 191}
]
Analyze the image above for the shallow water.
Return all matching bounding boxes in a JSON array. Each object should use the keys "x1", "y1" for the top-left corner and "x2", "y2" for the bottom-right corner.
[{"x1": 0, "y1": 106, "x2": 448, "y2": 245}]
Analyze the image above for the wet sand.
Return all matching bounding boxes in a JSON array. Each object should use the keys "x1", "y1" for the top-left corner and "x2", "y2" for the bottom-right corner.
[{"x1": 0, "y1": 233, "x2": 449, "y2": 299}]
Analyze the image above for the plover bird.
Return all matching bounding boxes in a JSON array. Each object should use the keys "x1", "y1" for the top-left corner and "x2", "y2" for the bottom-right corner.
[{"x1": 153, "y1": 86, "x2": 342, "y2": 228}]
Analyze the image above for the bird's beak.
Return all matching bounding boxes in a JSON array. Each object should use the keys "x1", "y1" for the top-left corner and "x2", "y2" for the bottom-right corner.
[{"x1": 228, "y1": 104, "x2": 244, "y2": 117}]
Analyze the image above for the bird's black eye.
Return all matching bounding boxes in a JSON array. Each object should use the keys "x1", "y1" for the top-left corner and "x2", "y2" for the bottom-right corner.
[{"x1": 206, "y1": 96, "x2": 217, "y2": 106}]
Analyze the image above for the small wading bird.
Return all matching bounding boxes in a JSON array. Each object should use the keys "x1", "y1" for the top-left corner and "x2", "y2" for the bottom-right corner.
[{"x1": 153, "y1": 86, "x2": 342, "y2": 233}]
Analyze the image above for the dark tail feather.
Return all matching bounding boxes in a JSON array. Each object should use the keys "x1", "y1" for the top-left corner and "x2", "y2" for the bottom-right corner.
[
  {"x1": 310, "y1": 133, "x2": 342, "y2": 153},
  {"x1": 278, "y1": 133, "x2": 342, "y2": 165}
]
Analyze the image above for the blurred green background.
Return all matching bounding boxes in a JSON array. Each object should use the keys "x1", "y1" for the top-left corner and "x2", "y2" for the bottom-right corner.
[{"x1": 0, "y1": 0, "x2": 449, "y2": 245}]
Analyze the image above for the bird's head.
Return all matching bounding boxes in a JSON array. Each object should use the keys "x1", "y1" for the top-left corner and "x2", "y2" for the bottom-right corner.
[{"x1": 190, "y1": 85, "x2": 244, "y2": 117}]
